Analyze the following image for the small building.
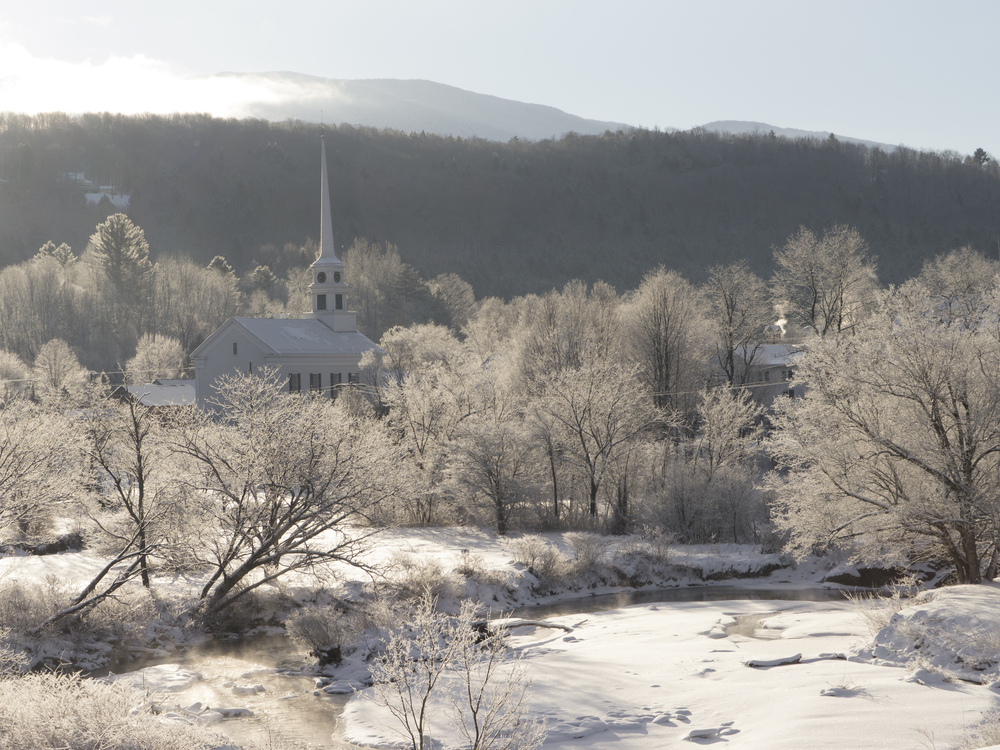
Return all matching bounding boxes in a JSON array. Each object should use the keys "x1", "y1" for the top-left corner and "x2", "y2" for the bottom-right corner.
[{"x1": 191, "y1": 136, "x2": 383, "y2": 408}]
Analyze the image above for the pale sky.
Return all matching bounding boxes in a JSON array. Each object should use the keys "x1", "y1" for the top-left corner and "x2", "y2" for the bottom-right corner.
[{"x1": 1, "y1": 0, "x2": 996, "y2": 157}]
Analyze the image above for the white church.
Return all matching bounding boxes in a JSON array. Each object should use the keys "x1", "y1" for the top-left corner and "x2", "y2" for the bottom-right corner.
[{"x1": 191, "y1": 136, "x2": 383, "y2": 408}]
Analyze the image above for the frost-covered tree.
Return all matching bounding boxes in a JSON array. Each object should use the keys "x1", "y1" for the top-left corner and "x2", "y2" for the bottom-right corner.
[
  {"x1": 86, "y1": 396, "x2": 175, "y2": 587},
  {"x1": 621, "y1": 268, "x2": 704, "y2": 413},
  {"x1": 368, "y1": 597, "x2": 544, "y2": 750},
  {"x1": 344, "y1": 238, "x2": 405, "y2": 340},
  {"x1": 448, "y1": 366, "x2": 531, "y2": 534},
  {"x1": 154, "y1": 256, "x2": 241, "y2": 353},
  {"x1": 87, "y1": 214, "x2": 154, "y2": 362},
  {"x1": 704, "y1": 261, "x2": 773, "y2": 386},
  {"x1": 536, "y1": 361, "x2": 656, "y2": 517},
  {"x1": 429, "y1": 272, "x2": 478, "y2": 331},
  {"x1": 381, "y1": 329, "x2": 479, "y2": 525},
  {"x1": 0, "y1": 396, "x2": 82, "y2": 540},
  {"x1": 514, "y1": 280, "x2": 621, "y2": 388},
  {"x1": 245, "y1": 264, "x2": 278, "y2": 294},
  {"x1": 911, "y1": 246, "x2": 1000, "y2": 329},
  {"x1": 33, "y1": 240, "x2": 75, "y2": 266},
  {"x1": 0, "y1": 350, "x2": 28, "y2": 401},
  {"x1": 769, "y1": 286, "x2": 1000, "y2": 583},
  {"x1": 207, "y1": 254, "x2": 235, "y2": 276},
  {"x1": 640, "y1": 387, "x2": 767, "y2": 543},
  {"x1": 88, "y1": 213, "x2": 152, "y2": 294},
  {"x1": 125, "y1": 334, "x2": 185, "y2": 382},
  {"x1": 771, "y1": 225, "x2": 878, "y2": 337},
  {"x1": 0, "y1": 257, "x2": 90, "y2": 365},
  {"x1": 379, "y1": 324, "x2": 468, "y2": 387},
  {"x1": 173, "y1": 369, "x2": 400, "y2": 615},
  {"x1": 30, "y1": 338, "x2": 87, "y2": 403},
  {"x1": 463, "y1": 295, "x2": 543, "y2": 364},
  {"x1": 693, "y1": 387, "x2": 765, "y2": 482}
]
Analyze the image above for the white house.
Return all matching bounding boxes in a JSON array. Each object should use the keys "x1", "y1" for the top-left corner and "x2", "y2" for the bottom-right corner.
[
  {"x1": 191, "y1": 136, "x2": 383, "y2": 408},
  {"x1": 750, "y1": 343, "x2": 804, "y2": 405}
]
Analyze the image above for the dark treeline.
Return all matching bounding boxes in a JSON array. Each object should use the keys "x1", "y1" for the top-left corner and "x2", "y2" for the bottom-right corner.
[{"x1": 2, "y1": 112, "x2": 999, "y2": 299}]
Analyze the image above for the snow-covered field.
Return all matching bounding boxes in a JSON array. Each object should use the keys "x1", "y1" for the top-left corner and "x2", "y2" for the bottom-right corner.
[{"x1": 4, "y1": 528, "x2": 1000, "y2": 749}]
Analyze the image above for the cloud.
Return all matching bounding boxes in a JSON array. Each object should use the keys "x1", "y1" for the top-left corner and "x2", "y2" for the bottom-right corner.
[{"x1": 0, "y1": 42, "x2": 340, "y2": 118}]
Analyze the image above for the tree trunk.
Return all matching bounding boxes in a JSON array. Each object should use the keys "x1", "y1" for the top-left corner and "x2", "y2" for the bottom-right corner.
[
  {"x1": 612, "y1": 478, "x2": 629, "y2": 535},
  {"x1": 494, "y1": 495, "x2": 508, "y2": 536},
  {"x1": 547, "y1": 444, "x2": 560, "y2": 521},
  {"x1": 958, "y1": 524, "x2": 982, "y2": 584}
]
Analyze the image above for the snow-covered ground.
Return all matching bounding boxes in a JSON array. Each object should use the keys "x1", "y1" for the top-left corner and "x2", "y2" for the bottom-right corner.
[
  {"x1": 4, "y1": 528, "x2": 1000, "y2": 749},
  {"x1": 344, "y1": 587, "x2": 1000, "y2": 749}
]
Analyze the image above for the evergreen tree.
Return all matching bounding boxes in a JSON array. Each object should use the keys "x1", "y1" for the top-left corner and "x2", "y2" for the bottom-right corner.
[{"x1": 88, "y1": 213, "x2": 152, "y2": 293}]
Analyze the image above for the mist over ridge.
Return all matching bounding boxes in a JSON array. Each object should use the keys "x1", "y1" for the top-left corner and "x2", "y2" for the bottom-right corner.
[{"x1": 190, "y1": 73, "x2": 632, "y2": 142}]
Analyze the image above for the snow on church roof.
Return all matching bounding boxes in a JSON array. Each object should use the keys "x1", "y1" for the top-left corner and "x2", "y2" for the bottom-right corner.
[{"x1": 231, "y1": 317, "x2": 382, "y2": 356}]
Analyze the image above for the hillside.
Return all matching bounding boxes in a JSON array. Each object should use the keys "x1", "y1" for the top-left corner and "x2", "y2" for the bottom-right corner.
[{"x1": 1, "y1": 112, "x2": 998, "y2": 299}]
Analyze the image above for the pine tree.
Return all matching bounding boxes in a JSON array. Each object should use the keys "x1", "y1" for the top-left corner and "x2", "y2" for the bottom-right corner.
[{"x1": 89, "y1": 213, "x2": 152, "y2": 293}]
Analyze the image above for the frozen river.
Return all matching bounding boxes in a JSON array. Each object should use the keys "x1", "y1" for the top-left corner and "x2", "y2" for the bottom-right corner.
[{"x1": 107, "y1": 585, "x2": 853, "y2": 749}]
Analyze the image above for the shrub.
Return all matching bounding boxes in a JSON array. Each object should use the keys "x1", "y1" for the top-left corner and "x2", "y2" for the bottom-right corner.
[
  {"x1": 845, "y1": 576, "x2": 923, "y2": 638},
  {"x1": 387, "y1": 550, "x2": 463, "y2": 602},
  {"x1": 608, "y1": 530, "x2": 676, "y2": 585},
  {"x1": 564, "y1": 532, "x2": 610, "y2": 575},
  {"x1": 0, "y1": 672, "x2": 218, "y2": 749},
  {"x1": 452, "y1": 550, "x2": 514, "y2": 600},
  {"x1": 500, "y1": 534, "x2": 567, "y2": 591},
  {"x1": 287, "y1": 605, "x2": 358, "y2": 665},
  {"x1": 84, "y1": 588, "x2": 160, "y2": 653},
  {"x1": 961, "y1": 708, "x2": 1000, "y2": 749},
  {"x1": 201, "y1": 585, "x2": 264, "y2": 634},
  {"x1": 0, "y1": 577, "x2": 69, "y2": 637}
]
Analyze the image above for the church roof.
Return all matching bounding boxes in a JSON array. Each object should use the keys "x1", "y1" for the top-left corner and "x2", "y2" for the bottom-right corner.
[{"x1": 219, "y1": 317, "x2": 381, "y2": 356}]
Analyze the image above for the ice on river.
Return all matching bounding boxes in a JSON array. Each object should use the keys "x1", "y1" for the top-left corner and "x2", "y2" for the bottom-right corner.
[{"x1": 108, "y1": 663, "x2": 203, "y2": 692}]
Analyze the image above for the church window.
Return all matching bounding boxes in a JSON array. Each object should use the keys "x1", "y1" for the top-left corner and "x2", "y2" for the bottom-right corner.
[
  {"x1": 348, "y1": 372, "x2": 359, "y2": 384},
  {"x1": 309, "y1": 373, "x2": 322, "y2": 392},
  {"x1": 288, "y1": 373, "x2": 301, "y2": 393},
  {"x1": 335, "y1": 294, "x2": 344, "y2": 310},
  {"x1": 233, "y1": 342, "x2": 237, "y2": 355},
  {"x1": 330, "y1": 372, "x2": 342, "y2": 399},
  {"x1": 317, "y1": 294, "x2": 327, "y2": 311}
]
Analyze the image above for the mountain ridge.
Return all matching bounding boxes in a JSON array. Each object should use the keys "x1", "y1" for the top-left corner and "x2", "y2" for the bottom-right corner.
[
  {"x1": 193, "y1": 72, "x2": 632, "y2": 142},
  {"x1": 700, "y1": 120, "x2": 897, "y2": 152}
]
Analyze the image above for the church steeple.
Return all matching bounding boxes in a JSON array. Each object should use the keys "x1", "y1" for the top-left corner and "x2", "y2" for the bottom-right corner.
[
  {"x1": 307, "y1": 134, "x2": 356, "y2": 332},
  {"x1": 318, "y1": 132, "x2": 339, "y2": 265}
]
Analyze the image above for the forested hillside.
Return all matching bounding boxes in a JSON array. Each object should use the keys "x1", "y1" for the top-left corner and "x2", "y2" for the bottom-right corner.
[{"x1": 2, "y1": 112, "x2": 999, "y2": 300}]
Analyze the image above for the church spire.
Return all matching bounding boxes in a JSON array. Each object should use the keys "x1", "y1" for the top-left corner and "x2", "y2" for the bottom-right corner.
[
  {"x1": 307, "y1": 133, "x2": 356, "y2": 333},
  {"x1": 318, "y1": 133, "x2": 339, "y2": 262}
]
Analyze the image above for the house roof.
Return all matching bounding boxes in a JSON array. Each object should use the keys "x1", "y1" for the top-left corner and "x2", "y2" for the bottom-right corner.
[
  {"x1": 114, "y1": 384, "x2": 196, "y2": 406},
  {"x1": 192, "y1": 317, "x2": 383, "y2": 358},
  {"x1": 755, "y1": 344, "x2": 804, "y2": 367}
]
